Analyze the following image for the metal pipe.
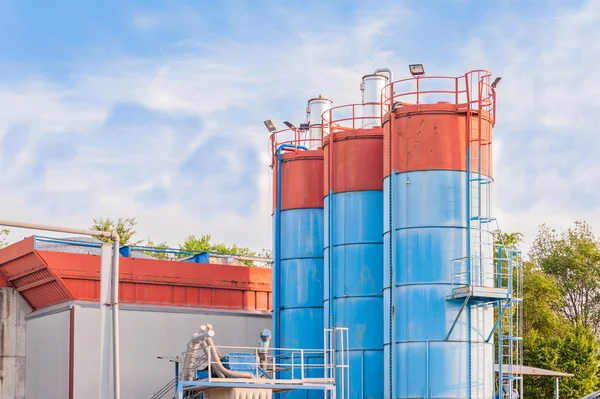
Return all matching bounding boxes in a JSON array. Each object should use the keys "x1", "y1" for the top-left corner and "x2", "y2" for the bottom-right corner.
[
  {"x1": 205, "y1": 337, "x2": 254, "y2": 379},
  {"x1": 112, "y1": 236, "x2": 121, "y2": 399},
  {"x1": 0, "y1": 219, "x2": 120, "y2": 399},
  {"x1": 273, "y1": 143, "x2": 308, "y2": 354},
  {"x1": 200, "y1": 340, "x2": 224, "y2": 378},
  {"x1": 183, "y1": 330, "x2": 214, "y2": 380},
  {"x1": 0, "y1": 219, "x2": 113, "y2": 238},
  {"x1": 361, "y1": 72, "x2": 388, "y2": 128}
]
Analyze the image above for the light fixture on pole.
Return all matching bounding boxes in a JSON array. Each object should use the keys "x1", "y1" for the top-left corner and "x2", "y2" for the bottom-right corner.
[
  {"x1": 263, "y1": 120, "x2": 278, "y2": 133},
  {"x1": 409, "y1": 64, "x2": 425, "y2": 76}
]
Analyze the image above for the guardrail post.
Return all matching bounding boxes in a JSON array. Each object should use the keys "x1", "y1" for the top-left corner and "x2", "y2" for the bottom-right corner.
[{"x1": 300, "y1": 349, "x2": 305, "y2": 381}]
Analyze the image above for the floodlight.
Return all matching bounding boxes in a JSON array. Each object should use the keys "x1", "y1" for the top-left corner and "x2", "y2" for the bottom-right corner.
[
  {"x1": 409, "y1": 64, "x2": 425, "y2": 76},
  {"x1": 263, "y1": 120, "x2": 278, "y2": 133},
  {"x1": 283, "y1": 121, "x2": 296, "y2": 130},
  {"x1": 299, "y1": 123, "x2": 310, "y2": 130},
  {"x1": 491, "y1": 77, "x2": 502, "y2": 88}
]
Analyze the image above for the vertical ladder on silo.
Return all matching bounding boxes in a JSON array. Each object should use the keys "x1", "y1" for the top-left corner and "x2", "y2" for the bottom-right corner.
[
  {"x1": 447, "y1": 72, "x2": 523, "y2": 399},
  {"x1": 496, "y1": 248, "x2": 524, "y2": 399}
]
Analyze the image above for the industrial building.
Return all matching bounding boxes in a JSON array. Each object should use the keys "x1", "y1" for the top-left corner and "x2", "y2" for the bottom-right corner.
[
  {"x1": 0, "y1": 235, "x2": 271, "y2": 398},
  {"x1": 270, "y1": 67, "x2": 523, "y2": 399},
  {"x1": 0, "y1": 65, "x2": 580, "y2": 399}
]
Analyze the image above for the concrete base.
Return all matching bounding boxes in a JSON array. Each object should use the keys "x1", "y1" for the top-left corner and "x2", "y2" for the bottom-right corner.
[
  {"x1": 0, "y1": 288, "x2": 32, "y2": 399},
  {"x1": 204, "y1": 387, "x2": 273, "y2": 399}
]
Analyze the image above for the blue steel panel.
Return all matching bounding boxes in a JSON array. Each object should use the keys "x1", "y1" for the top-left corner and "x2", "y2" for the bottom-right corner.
[
  {"x1": 394, "y1": 170, "x2": 467, "y2": 229},
  {"x1": 394, "y1": 227, "x2": 466, "y2": 285},
  {"x1": 332, "y1": 191, "x2": 383, "y2": 245},
  {"x1": 386, "y1": 171, "x2": 494, "y2": 399},
  {"x1": 280, "y1": 209, "x2": 324, "y2": 260},
  {"x1": 347, "y1": 350, "x2": 383, "y2": 399},
  {"x1": 279, "y1": 308, "x2": 324, "y2": 349},
  {"x1": 332, "y1": 244, "x2": 382, "y2": 298},
  {"x1": 326, "y1": 191, "x2": 383, "y2": 399},
  {"x1": 278, "y1": 208, "x2": 324, "y2": 349},
  {"x1": 394, "y1": 285, "x2": 468, "y2": 341},
  {"x1": 280, "y1": 258, "x2": 324, "y2": 308},
  {"x1": 277, "y1": 207, "x2": 324, "y2": 399}
]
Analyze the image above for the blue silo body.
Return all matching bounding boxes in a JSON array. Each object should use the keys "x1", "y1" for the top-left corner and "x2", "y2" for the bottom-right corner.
[
  {"x1": 273, "y1": 148, "x2": 325, "y2": 399},
  {"x1": 323, "y1": 131, "x2": 384, "y2": 399},
  {"x1": 383, "y1": 102, "x2": 495, "y2": 399}
]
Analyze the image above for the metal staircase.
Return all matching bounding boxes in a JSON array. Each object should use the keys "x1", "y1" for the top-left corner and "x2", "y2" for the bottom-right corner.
[{"x1": 447, "y1": 72, "x2": 523, "y2": 399}]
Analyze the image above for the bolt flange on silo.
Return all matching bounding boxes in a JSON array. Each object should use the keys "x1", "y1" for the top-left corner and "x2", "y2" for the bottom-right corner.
[
  {"x1": 323, "y1": 71, "x2": 389, "y2": 399},
  {"x1": 382, "y1": 71, "x2": 497, "y2": 399},
  {"x1": 271, "y1": 97, "x2": 332, "y2": 399}
]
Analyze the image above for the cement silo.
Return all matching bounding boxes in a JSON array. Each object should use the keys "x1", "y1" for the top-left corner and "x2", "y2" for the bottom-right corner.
[
  {"x1": 271, "y1": 97, "x2": 332, "y2": 398},
  {"x1": 322, "y1": 70, "x2": 389, "y2": 399},
  {"x1": 382, "y1": 70, "x2": 505, "y2": 399}
]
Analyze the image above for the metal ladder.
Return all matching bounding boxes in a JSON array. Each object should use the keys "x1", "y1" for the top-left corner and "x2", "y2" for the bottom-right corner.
[
  {"x1": 496, "y1": 248, "x2": 523, "y2": 399},
  {"x1": 463, "y1": 72, "x2": 522, "y2": 398}
]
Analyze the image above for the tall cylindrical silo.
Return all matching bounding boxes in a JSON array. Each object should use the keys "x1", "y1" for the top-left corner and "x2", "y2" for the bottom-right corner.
[
  {"x1": 382, "y1": 71, "x2": 496, "y2": 399},
  {"x1": 271, "y1": 97, "x2": 331, "y2": 399},
  {"x1": 323, "y1": 72, "x2": 388, "y2": 399}
]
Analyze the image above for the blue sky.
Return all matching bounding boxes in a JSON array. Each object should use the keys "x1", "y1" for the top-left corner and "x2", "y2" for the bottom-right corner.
[{"x1": 0, "y1": 0, "x2": 598, "y2": 251}]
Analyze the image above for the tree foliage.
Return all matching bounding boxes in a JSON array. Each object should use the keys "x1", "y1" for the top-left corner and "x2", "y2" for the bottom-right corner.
[
  {"x1": 522, "y1": 261, "x2": 563, "y2": 336},
  {"x1": 144, "y1": 238, "x2": 170, "y2": 260},
  {"x1": 91, "y1": 217, "x2": 141, "y2": 245},
  {"x1": 519, "y1": 221, "x2": 600, "y2": 398},
  {"x1": 179, "y1": 234, "x2": 257, "y2": 266},
  {"x1": 524, "y1": 325, "x2": 599, "y2": 399},
  {"x1": 530, "y1": 221, "x2": 600, "y2": 334},
  {"x1": 90, "y1": 217, "x2": 267, "y2": 266},
  {"x1": 0, "y1": 229, "x2": 10, "y2": 249}
]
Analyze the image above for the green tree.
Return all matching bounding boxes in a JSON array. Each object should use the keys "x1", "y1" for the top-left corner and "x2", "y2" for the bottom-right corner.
[
  {"x1": 179, "y1": 234, "x2": 257, "y2": 266},
  {"x1": 522, "y1": 261, "x2": 564, "y2": 336},
  {"x1": 530, "y1": 221, "x2": 600, "y2": 334},
  {"x1": 523, "y1": 222, "x2": 600, "y2": 398},
  {"x1": 558, "y1": 325, "x2": 600, "y2": 398},
  {"x1": 91, "y1": 217, "x2": 141, "y2": 246},
  {"x1": 144, "y1": 238, "x2": 170, "y2": 260},
  {"x1": 0, "y1": 229, "x2": 10, "y2": 248},
  {"x1": 523, "y1": 328, "x2": 561, "y2": 398}
]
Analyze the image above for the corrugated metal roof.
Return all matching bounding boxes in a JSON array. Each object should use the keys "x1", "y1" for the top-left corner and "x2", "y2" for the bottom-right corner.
[
  {"x1": 494, "y1": 364, "x2": 574, "y2": 377},
  {"x1": 0, "y1": 236, "x2": 273, "y2": 312}
]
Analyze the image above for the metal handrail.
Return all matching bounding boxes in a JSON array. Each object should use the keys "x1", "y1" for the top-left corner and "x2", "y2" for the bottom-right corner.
[
  {"x1": 33, "y1": 235, "x2": 272, "y2": 265},
  {"x1": 381, "y1": 70, "x2": 496, "y2": 124},
  {"x1": 321, "y1": 102, "x2": 383, "y2": 134},
  {"x1": 270, "y1": 128, "x2": 322, "y2": 157},
  {"x1": 149, "y1": 378, "x2": 176, "y2": 399}
]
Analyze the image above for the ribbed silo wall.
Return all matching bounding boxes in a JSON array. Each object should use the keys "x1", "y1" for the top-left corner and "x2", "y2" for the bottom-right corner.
[
  {"x1": 383, "y1": 104, "x2": 494, "y2": 399},
  {"x1": 323, "y1": 129, "x2": 384, "y2": 399},
  {"x1": 273, "y1": 149, "x2": 324, "y2": 399}
]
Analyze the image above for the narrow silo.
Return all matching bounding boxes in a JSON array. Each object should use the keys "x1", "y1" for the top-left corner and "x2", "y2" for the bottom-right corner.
[
  {"x1": 323, "y1": 70, "x2": 389, "y2": 399},
  {"x1": 271, "y1": 97, "x2": 332, "y2": 399},
  {"x1": 382, "y1": 70, "x2": 497, "y2": 399}
]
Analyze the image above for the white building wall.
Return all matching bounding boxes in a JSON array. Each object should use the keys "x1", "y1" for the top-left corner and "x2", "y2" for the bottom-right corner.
[
  {"x1": 67, "y1": 302, "x2": 270, "y2": 398},
  {"x1": 25, "y1": 306, "x2": 70, "y2": 399},
  {"x1": 0, "y1": 288, "x2": 32, "y2": 399}
]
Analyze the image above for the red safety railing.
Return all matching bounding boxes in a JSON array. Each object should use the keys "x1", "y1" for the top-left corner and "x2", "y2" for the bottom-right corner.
[
  {"x1": 381, "y1": 70, "x2": 496, "y2": 123},
  {"x1": 321, "y1": 102, "x2": 384, "y2": 137},
  {"x1": 269, "y1": 128, "x2": 322, "y2": 157}
]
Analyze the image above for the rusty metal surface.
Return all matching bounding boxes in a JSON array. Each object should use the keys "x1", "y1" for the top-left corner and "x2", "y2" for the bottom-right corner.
[{"x1": 0, "y1": 239, "x2": 272, "y2": 312}]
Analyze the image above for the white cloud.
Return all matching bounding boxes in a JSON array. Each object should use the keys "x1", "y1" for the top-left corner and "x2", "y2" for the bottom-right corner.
[
  {"x1": 0, "y1": 1, "x2": 410, "y2": 251},
  {"x1": 459, "y1": 0, "x2": 600, "y2": 250},
  {"x1": 1, "y1": 0, "x2": 599, "y2": 255}
]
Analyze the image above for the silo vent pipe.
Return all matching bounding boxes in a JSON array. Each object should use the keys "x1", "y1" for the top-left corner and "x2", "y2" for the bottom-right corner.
[{"x1": 205, "y1": 336, "x2": 254, "y2": 379}]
